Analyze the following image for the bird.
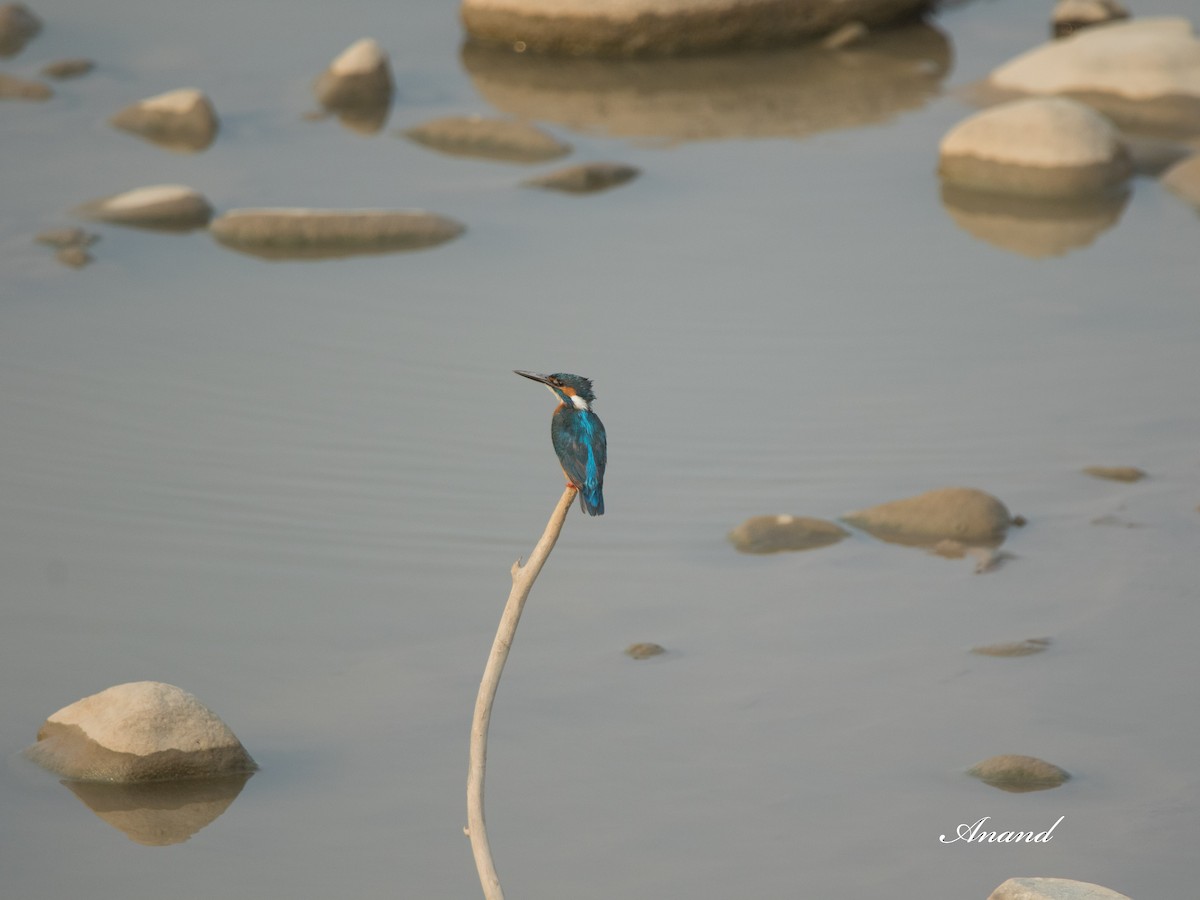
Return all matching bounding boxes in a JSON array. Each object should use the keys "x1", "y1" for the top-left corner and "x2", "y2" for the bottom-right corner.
[{"x1": 514, "y1": 370, "x2": 607, "y2": 516}]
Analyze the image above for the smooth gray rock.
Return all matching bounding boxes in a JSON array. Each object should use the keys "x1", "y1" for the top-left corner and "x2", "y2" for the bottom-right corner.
[{"x1": 25, "y1": 681, "x2": 256, "y2": 783}]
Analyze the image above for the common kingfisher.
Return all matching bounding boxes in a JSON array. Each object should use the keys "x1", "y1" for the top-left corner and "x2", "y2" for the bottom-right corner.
[{"x1": 514, "y1": 370, "x2": 607, "y2": 516}]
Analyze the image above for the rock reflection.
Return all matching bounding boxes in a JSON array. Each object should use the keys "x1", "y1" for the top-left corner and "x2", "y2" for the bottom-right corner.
[
  {"x1": 62, "y1": 773, "x2": 252, "y2": 846},
  {"x1": 461, "y1": 24, "x2": 951, "y2": 142},
  {"x1": 940, "y1": 183, "x2": 1129, "y2": 258}
]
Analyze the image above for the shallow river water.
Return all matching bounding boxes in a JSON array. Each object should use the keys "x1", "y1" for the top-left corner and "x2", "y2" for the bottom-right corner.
[{"x1": 2, "y1": 0, "x2": 1199, "y2": 898}]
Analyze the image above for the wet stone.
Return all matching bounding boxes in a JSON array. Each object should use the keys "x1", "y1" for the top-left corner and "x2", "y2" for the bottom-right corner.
[
  {"x1": 0, "y1": 2, "x2": 41, "y2": 57},
  {"x1": 0, "y1": 71, "x2": 50, "y2": 99},
  {"x1": 314, "y1": 38, "x2": 393, "y2": 111},
  {"x1": 404, "y1": 115, "x2": 571, "y2": 163},
  {"x1": 625, "y1": 642, "x2": 666, "y2": 659},
  {"x1": 728, "y1": 514, "x2": 850, "y2": 554},
  {"x1": 41, "y1": 57, "x2": 94, "y2": 78},
  {"x1": 971, "y1": 637, "x2": 1052, "y2": 657},
  {"x1": 110, "y1": 88, "x2": 219, "y2": 151},
  {"x1": 988, "y1": 877, "x2": 1131, "y2": 900},
  {"x1": 967, "y1": 754, "x2": 1070, "y2": 792},
  {"x1": 841, "y1": 487, "x2": 1012, "y2": 547},
  {"x1": 1083, "y1": 465, "x2": 1146, "y2": 482},
  {"x1": 524, "y1": 162, "x2": 639, "y2": 193},
  {"x1": 209, "y1": 208, "x2": 465, "y2": 260},
  {"x1": 25, "y1": 681, "x2": 257, "y2": 783},
  {"x1": 75, "y1": 184, "x2": 213, "y2": 231}
]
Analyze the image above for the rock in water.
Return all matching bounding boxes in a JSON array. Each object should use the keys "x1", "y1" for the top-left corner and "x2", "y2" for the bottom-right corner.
[
  {"x1": 75, "y1": 184, "x2": 213, "y2": 230},
  {"x1": 842, "y1": 487, "x2": 1012, "y2": 546},
  {"x1": 314, "y1": 38, "x2": 393, "y2": 110},
  {"x1": 110, "y1": 88, "x2": 219, "y2": 151},
  {"x1": 728, "y1": 514, "x2": 850, "y2": 554},
  {"x1": 0, "y1": 2, "x2": 41, "y2": 56},
  {"x1": 25, "y1": 681, "x2": 257, "y2": 782},
  {"x1": 404, "y1": 115, "x2": 571, "y2": 163},
  {"x1": 967, "y1": 754, "x2": 1070, "y2": 792},
  {"x1": 988, "y1": 877, "x2": 1131, "y2": 900}
]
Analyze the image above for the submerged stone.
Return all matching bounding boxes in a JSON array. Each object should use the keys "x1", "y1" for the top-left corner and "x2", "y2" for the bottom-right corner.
[
  {"x1": 1083, "y1": 465, "x2": 1146, "y2": 482},
  {"x1": 25, "y1": 681, "x2": 257, "y2": 783},
  {"x1": 110, "y1": 87, "x2": 219, "y2": 151},
  {"x1": 41, "y1": 57, "x2": 94, "y2": 78},
  {"x1": 404, "y1": 115, "x2": 571, "y2": 163},
  {"x1": 35, "y1": 226, "x2": 98, "y2": 248},
  {"x1": 842, "y1": 487, "x2": 1012, "y2": 547},
  {"x1": 0, "y1": 71, "x2": 50, "y2": 99},
  {"x1": 971, "y1": 637, "x2": 1052, "y2": 657},
  {"x1": 75, "y1": 184, "x2": 213, "y2": 230},
  {"x1": 625, "y1": 642, "x2": 666, "y2": 659},
  {"x1": 988, "y1": 877, "x2": 1131, "y2": 900},
  {"x1": 460, "y1": 0, "x2": 930, "y2": 58},
  {"x1": 939, "y1": 97, "x2": 1131, "y2": 199},
  {"x1": 728, "y1": 514, "x2": 850, "y2": 554},
  {"x1": 524, "y1": 162, "x2": 639, "y2": 193},
  {"x1": 209, "y1": 208, "x2": 465, "y2": 260},
  {"x1": 968, "y1": 754, "x2": 1070, "y2": 792}
]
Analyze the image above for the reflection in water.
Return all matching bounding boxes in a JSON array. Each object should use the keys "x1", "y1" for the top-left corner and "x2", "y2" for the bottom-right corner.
[
  {"x1": 940, "y1": 183, "x2": 1130, "y2": 258},
  {"x1": 62, "y1": 774, "x2": 253, "y2": 846},
  {"x1": 461, "y1": 24, "x2": 951, "y2": 142}
]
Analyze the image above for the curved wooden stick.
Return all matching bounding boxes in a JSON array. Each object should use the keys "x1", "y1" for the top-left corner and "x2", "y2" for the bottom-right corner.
[{"x1": 466, "y1": 485, "x2": 577, "y2": 900}]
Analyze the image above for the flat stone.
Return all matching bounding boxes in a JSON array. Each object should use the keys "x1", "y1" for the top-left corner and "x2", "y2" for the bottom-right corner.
[
  {"x1": 314, "y1": 38, "x2": 393, "y2": 111},
  {"x1": 1163, "y1": 153, "x2": 1200, "y2": 210},
  {"x1": 461, "y1": 0, "x2": 930, "y2": 57},
  {"x1": 41, "y1": 57, "x2": 94, "y2": 78},
  {"x1": 939, "y1": 98, "x2": 1131, "y2": 198},
  {"x1": 110, "y1": 88, "x2": 218, "y2": 151},
  {"x1": 842, "y1": 487, "x2": 1013, "y2": 547},
  {"x1": 25, "y1": 681, "x2": 257, "y2": 783},
  {"x1": 625, "y1": 642, "x2": 666, "y2": 659},
  {"x1": 728, "y1": 514, "x2": 850, "y2": 554},
  {"x1": 972, "y1": 637, "x2": 1052, "y2": 657},
  {"x1": 0, "y1": 2, "x2": 41, "y2": 57},
  {"x1": 523, "y1": 162, "x2": 639, "y2": 193},
  {"x1": 968, "y1": 754, "x2": 1071, "y2": 792},
  {"x1": 1083, "y1": 465, "x2": 1146, "y2": 482},
  {"x1": 986, "y1": 18, "x2": 1200, "y2": 136},
  {"x1": 75, "y1": 184, "x2": 213, "y2": 230},
  {"x1": 404, "y1": 115, "x2": 571, "y2": 163},
  {"x1": 209, "y1": 208, "x2": 465, "y2": 260},
  {"x1": 0, "y1": 71, "x2": 50, "y2": 99},
  {"x1": 988, "y1": 876, "x2": 1132, "y2": 900}
]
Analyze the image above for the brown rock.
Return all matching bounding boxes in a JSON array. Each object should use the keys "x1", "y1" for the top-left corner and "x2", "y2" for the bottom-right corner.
[{"x1": 968, "y1": 754, "x2": 1070, "y2": 792}]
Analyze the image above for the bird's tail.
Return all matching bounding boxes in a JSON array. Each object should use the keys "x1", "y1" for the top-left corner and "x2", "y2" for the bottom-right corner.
[{"x1": 578, "y1": 487, "x2": 604, "y2": 516}]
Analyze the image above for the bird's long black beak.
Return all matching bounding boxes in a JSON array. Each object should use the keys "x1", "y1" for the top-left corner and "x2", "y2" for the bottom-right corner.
[{"x1": 514, "y1": 370, "x2": 552, "y2": 385}]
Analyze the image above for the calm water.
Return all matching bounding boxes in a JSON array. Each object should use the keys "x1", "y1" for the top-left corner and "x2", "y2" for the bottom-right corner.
[{"x1": 2, "y1": 0, "x2": 1199, "y2": 897}]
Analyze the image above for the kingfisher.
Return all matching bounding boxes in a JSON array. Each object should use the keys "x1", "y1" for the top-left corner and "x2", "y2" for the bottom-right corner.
[{"x1": 514, "y1": 370, "x2": 607, "y2": 516}]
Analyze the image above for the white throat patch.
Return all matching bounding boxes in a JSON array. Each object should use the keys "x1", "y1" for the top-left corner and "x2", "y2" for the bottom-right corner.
[{"x1": 569, "y1": 394, "x2": 590, "y2": 411}]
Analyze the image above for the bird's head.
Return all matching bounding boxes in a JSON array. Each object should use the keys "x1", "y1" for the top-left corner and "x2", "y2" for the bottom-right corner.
[{"x1": 514, "y1": 370, "x2": 596, "y2": 410}]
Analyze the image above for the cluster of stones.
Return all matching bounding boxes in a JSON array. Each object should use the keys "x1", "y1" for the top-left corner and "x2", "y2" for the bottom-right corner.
[{"x1": 937, "y1": 16, "x2": 1200, "y2": 256}]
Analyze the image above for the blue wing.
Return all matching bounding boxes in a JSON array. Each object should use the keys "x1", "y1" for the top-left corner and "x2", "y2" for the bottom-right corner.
[{"x1": 552, "y1": 408, "x2": 606, "y2": 515}]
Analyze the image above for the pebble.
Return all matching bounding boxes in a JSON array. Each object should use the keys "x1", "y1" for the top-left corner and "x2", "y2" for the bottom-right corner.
[
  {"x1": 40, "y1": 57, "x2": 94, "y2": 79},
  {"x1": 404, "y1": 115, "x2": 571, "y2": 163},
  {"x1": 460, "y1": 0, "x2": 929, "y2": 57},
  {"x1": 209, "y1": 208, "x2": 465, "y2": 260},
  {"x1": 0, "y1": 71, "x2": 50, "y2": 99},
  {"x1": 625, "y1": 642, "x2": 666, "y2": 659},
  {"x1": 0, "y1": 2, "x2": 40, "y2": 56},
  {"x1": 524, "y1": 162, "x2": 639, "y2": 193},
  {"x1": 1083, "y1": 465, "x2": 1146, "y2": 482},
  {"x1": 110, "y1": 87, "x2": 218, "y2": 151},
  {"x1": 971, "y1": 637, "x2": 1052, "y2": 657},
  {"x1": 24, "y1": 681, "x2": 257, "y2": 782},
  {"x1": 75, "y1": 184, "x2": 213, "y2": 230},
  {"x1": 988, "y1": 877, "x2": 1131, "y2": 900},
  {"x1": 841, "y1": 487, "x2": 1013, "y2": 547},
  {"x1": 967, "y1": 754, "x2": 1071, "y2": 792},
  {"x1": 314, "y1": 38, "x2": 393, "y2": 111},
  {"x1": 728, "y1": 514, "x2": 850, "y2": 554},
  {"x1": 939, "y1": 97, "x2": 1131, "y2": 199}
]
